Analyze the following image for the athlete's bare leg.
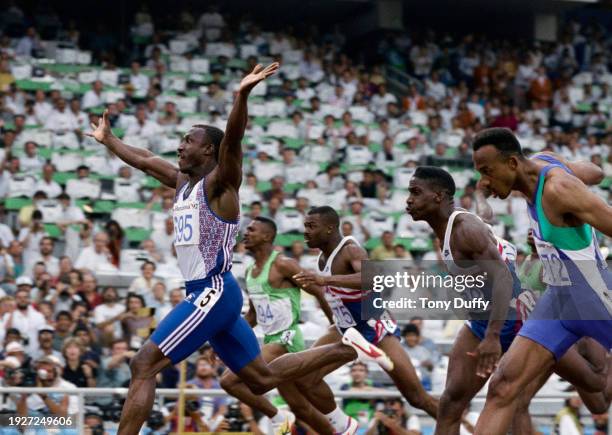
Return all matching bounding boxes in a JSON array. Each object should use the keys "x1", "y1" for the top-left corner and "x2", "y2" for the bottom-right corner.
[
  {"x1": 474, "y1": 336, "x2": 556, "y2": 435},
  {"x1": 220, "y1": 343, "x2": 287, "y2": 418},
  {"x1": 434, "y1": 326, "x2": 488, "y2": 434},
  {"x1": 220, "y1": 343, "x2": 333, "y2": 434},
  {"x1": 293, "y1": 328, "x2": 350, "y2": 415},
  {"x1": 117, "y1": 342, "x2": 173, "y2": 435},
  {"x1": 236, "y1": 338, "x2": 357, "y2": 396},
  {"x1": 378, "y1": 335, "x2": 439, "y2": 418}
]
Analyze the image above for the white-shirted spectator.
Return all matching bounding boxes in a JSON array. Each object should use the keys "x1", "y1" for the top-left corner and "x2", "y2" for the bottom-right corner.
[
  {"x1": 151, "y1": 216, "x2": 174, "y2": 260},
  {"x1": 18, "y1": 210, "x2": 46, "y2": 269},
  {"x1": 125, "y1": 105, "x2": 163, "y2": 139},
  {"x1": 370, "y1": 84, "x2": 397, "y2": 117},
  {"x1": 44, "y1": 98, "x2": 79, "y2": 133},
  {"x1": 93, "y1": 287, "x2": 124, "y2": 341},
  {"x1": 25, "y1": 236, "x2": 59, "y2": 278},
  {"x1": 33, "y1": 90, "x2": 53, "y2": 121},
  {"x1": 34, "y1": 163, "x2": 62, "y2": 199},
  {"x1": 74, "y1": 232, "x2": 117, "y2": 273},
  {"x1": 128, "y1": 261, "x2": 160, "y2": 296},
  {"x1": 19, "y1": 141, "x2": 44, "y2": 174},
  {"x1": 69, "y1": 98, "x2": 88, "y2": 130},
  {"x1": 0, "y1": 287, "x2": 45, "y2": 353},
  {"x1": 129, "y1": 62, "x2": 150, "y2": 95},
  {"x1": 82, "y1": 80, "x2": 104, "y2": 110}
]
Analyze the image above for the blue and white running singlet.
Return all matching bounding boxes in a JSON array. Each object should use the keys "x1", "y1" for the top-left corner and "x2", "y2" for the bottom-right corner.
[
  {"x1": 518, "y1": 154, "x2": 612, "y2": 360},
  {"x1": 150, "y1": 177, "x2": 260, "y2": 372}
]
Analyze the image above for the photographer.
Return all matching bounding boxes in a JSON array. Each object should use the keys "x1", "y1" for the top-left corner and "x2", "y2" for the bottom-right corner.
[
  {"x1": 16, "y1": 355, "x2": 78, "y2": 418},
  {"x1": 161, "y1": 390, "x2": 212, "y2": 433},
  {"x1": 366, "y1": 399, "x2": 421, "y2": 435}
]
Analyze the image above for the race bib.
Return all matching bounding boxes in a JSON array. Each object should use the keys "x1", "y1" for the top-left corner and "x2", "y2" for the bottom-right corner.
[
  {"x1": 534, "y1": 238, "x2": 571, "y2": 286},
  {"x1": 325, "y1": 291, "x2": 357, "y2": 329},
  {"x1": 250, "y1": 294, "x2": 293, "y2": 334},
  {"x1": 193, "y1": 287, "x2": 222, "y2": 315},
  {"x1": 173, "y1": 200, "x2": 200, "y2": 246}
]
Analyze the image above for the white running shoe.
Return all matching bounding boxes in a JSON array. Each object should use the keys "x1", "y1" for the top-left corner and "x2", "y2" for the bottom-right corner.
[
  {"x1": 335, "y1": 416, "x2": 358, "y2": 435},
  {"x1": 341, "y1": 327, "x2": 394, "y2": 371},
  {"x1": 272, "y1": 409, "x2": 295, "y2": 435}
]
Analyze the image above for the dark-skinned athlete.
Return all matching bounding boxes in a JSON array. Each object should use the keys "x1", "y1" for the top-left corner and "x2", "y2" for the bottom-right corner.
[
  {"x1": 471, "y1": 127, "x2": 611, "y2": 435},
  {"x1": 219, "y1": 217, "x2": 336, "y2": 434},
  {"x1": 293, "y1": 206, "x2": 439, "y2": 433},
  {"x1": 86, "y1": 64, "x2": 390, "y2": 435}
]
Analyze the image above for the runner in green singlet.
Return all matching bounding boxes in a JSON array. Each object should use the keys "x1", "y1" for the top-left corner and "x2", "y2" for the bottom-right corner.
[{"x1": 220, "y1": 217, "x2": 336, "y2": 434}]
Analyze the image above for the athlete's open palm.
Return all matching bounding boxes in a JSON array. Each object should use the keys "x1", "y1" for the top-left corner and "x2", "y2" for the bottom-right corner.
[
  {"x1": 85, "y1": 109, "x2": 113, "y2": 144},
  {"x1": 239, "y1": 63, "x2": 280, "y2": 95}
]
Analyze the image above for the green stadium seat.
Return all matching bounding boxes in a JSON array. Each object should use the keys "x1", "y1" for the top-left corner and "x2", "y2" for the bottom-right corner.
[
  {"x1": 5, "y1": 197, "x2": 33, "y2": 211},
  {"x1": 125, "y1": 228, "x2": 153, "y2": 243},
  {"x1": 43, "y1": 224, "x2": 62, "y2": 239},
  {"x1": 274, "y1": 233, "x2": 304, "y2": 247}
]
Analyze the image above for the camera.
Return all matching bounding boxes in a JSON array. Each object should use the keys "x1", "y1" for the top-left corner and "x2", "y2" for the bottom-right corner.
[
  {"x1": 147, "y1": 410, "x2": 165, "y2": 431},
  {"x1": 185, "y1": 400, "x2": 200, "y2": 414},
  {"x1": 224, "y1": 402, "x2": 245, "y2": 431}
]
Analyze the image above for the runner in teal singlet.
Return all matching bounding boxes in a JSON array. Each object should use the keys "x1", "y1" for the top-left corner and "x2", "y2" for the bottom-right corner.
[{"x1": 471, "y1": 128, "x2": 612, "y2": 435}]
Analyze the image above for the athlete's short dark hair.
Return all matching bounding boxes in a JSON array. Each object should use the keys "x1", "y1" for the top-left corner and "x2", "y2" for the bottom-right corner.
[
  {"x1": 192, "y1": 124, "x2": 225, "y2": 161},
  {"x1": 254, "y1": 216, "x2": 277, "y2": 239},
  {"x1": 308, "y1": 206, "x2": 340, "y2": 228},
  {"x1": 414, "y1": 166, "x2": 456, "y2": 199},
  {"x1": 472, "y1": 128, "x2": 523, "y2": 157}
]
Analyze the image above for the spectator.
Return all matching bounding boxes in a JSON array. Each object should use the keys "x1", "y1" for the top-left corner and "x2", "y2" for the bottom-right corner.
[
  {"x1": 130, "y1": 62, "x2": 150, "y2": 95},
  {"x1": 52, "y1": 311, "x2": 74, "y2": 351},
  {"x1": 121, "y1": 293, "x2": 154, "y2": 349},
  {"x1": 401, "y1": 324, "x2": 433, "y2": 391},
  {"x1": 125, "y1": 105, "x2": 163, "y2": 139},
  {"x1": 151, "y1": 217, "x2": 174, "y2": 260},
  {"x1": 371, "y1": 231, "x2": 397, "y2": 261},
  {"x1": 409, "y1": 317, "x2": 440, "y2": 363},
  {"x1": 34, "y1": 163, "x2": 62, "y2": 199},
  {"x1": 78, "y1": 272, "x2": 102, "y2": 309},
  {"x1": 366, "y1": 398, "x2": 421, "y2": 435},
  {"x1": 128, "y1": 261, "x2": 161, "y2": 296},
  {"x1": 340, "y1": 362, "x2": 378, "y2": 425},
  {"x1": 61, "y1": 337, "x2": 96, "y2": 388},
  {"x1": 97, "y1": 339, "x2": 134, "y2": 391},
  {"x1": 554, "y1": 396, "x2": 583, "y2": 435},
  {"x1": 31, "y1": 325, "x2": 64, "y2": 364},
  {"x1": 15, "y1": 355, "x2": 78, "y2": 417},
  {"x1": 44, "y1": 98, "x2": 79, "y2": 133},
  {"x1": 7, "y1": 241, "x2": 24, "y2": 280},
  {"x1": 82, "y1": 80, "x2": 104, "y2": 110},
  {"x1": 187, "y1": 356, "x2": 228, "y2": 421},
  {"x1": 145, "y1": 282, "x2": 172, "y2": 322},
  {"x1": 93, "y1": 287, "x2": 124, "y2": 346},
  {"x1": 74, "y1": 232, "x2": 116, "y2": 273},
  {"x1": 19, "y1": 141, "x2": 45, "y2": 174},
  {"x1": 0, "y1": 287, "x2": 45, "y2": 352},
  {"x1": 198, "y1": 81, "x2": 227, "y2": 114},
  {"x1": 25, "y1": 237, "x2": 59, "y2": 278}
]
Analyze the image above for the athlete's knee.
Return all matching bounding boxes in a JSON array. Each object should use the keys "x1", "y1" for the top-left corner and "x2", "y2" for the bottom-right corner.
[
  {"x1": 439, "y1": 384, "x2": 470, "y2": 415},
  {"x1": 129, "y1": 343, "x2": 166, "y2": 379},
  {"x1": 487, "y1": 370, "x2": 519, "y2": 405},
  {"x1": 219, "y1": 372, "x2": 239, "y2": 393},
  {"x1": 403, "y1": 387, "x2": 433, "y2": 411}
]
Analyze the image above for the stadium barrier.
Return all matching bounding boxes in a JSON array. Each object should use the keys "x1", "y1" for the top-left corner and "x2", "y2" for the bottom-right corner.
[{"x1": 0, "y1": 387, "x2": 609, "y2": 433}]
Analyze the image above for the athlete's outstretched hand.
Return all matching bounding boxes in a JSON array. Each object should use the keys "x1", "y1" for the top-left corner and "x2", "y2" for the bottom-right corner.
[
  {"x1": 467, "y1": 335, "x2": 501, "y2": 378},
  {"x1": 85, "y1": 109, "x2": 113, "y2": 144},
  {"x1": 238, "y1": 63, "x2": 280, "y2": 96},
  {"x1": 293, "y1": 270, "x2": 327, "y2": 288}
]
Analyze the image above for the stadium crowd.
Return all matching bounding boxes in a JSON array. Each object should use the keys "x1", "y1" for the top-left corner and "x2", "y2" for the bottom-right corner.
[{"x1": 0, "y1": 2, "x2": 609, "y2": 433}]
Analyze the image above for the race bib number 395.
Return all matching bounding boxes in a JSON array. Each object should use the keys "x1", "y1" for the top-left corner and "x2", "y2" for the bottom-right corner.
[{"x1": 173, "y1": 201, "x2": 200, "y2": 246}]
